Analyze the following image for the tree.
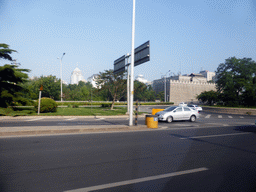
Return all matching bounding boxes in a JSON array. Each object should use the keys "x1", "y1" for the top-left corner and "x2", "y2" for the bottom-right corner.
[
  {"x1": 0, "y1": 64, "x2": 31, "y2": 107},
  {"x1": 0, "y1": 44, "x2": 31, "y2": 107},
  {"x1": 134, "y1": 81, "x2": 156, "y2": 101},
  {"x1": 96, "y1": 70, "x2": 126, "y2": 110},
  {"x1": 23, "y1": 76, "x2": 61, "y2": 100},
  {"x1": 156, "y1": 91, "x2": 164, "y2": 101},
  {"x1": 0, "y1": 44, "x2": 17, "y2": 61},
  {"x1": 197, "y1": 90, "x2": 219, "y2": 106},
  {"x1": 216, "y1": 57, "x2": 256, "y2": 106}
]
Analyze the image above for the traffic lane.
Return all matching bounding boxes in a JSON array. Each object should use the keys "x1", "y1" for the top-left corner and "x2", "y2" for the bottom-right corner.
[
  {"x1": 0, "y1": 117, "x2": 131, "y2": 127},
  {"x1": 0, "y1": 117, "x2": 253, "y2": 128},
  {"x1": 73, "y1": 126, "x2": 256, "y2": 192},
  {"x1": 1, "y1": 126, "x2": 256, "y2": 191}
]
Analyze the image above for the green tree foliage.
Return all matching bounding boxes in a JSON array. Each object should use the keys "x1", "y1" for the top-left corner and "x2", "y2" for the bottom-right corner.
[
  {"x1": 156, "y1": 91, "x2": 164, "y2": 101},
  {"x1": 134, "y1": 81, "x2": 155, "y2": 101},
  {"x1": 64, "y1": 81, "x2": 91, "y2": 101},
  {"x1": 96, "y1": 70, "x2": 126, "y2": 110},
  {"x1": 197, "y1": 90, "x2": 219, "y2": 106},
  {"x1": 0, "y1": 43, "x2": 17, "y2": 61},
  {"x1": 216, "y1": 57, "x2": 256, "y2": 106},
  {"x1": 0, "y1": 64, "x2": 31, "y2": 107},
  {"x1": 34, "y1": 97, "x2": 57, "y2": 113},
  {"x1": 0, "y1": 44, "x2": 31, "y2": 107},
  {"x1": 23, "y1": 75, "x2": 61, "y2": 100}
]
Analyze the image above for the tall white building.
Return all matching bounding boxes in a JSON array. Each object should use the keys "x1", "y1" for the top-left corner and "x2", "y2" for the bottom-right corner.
[{"x1": 70, "y1": 67, "x2": 86, "y2": 85}]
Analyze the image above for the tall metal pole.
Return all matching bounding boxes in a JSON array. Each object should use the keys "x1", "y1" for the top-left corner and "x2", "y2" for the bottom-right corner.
[
  {"x1": 164, "y1": 70, "x2": 170, "y2": 103},
  {"x1": 129, "y1": 0, "x2": 136, "y2": 126},
  {"x1": 126, "y1": 53, "x2": 130, "y2": 114},
  {"x1": 59, "y1": 53, "x2": 65, "y2": 102},
  {"x1": 164, "y1": 76, "x2": 166, "y2": 102}
]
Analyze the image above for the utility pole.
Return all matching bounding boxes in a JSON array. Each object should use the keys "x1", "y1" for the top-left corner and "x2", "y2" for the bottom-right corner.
[{"x1": 129, "y1": 0, "x2": 136, "y2": 126}]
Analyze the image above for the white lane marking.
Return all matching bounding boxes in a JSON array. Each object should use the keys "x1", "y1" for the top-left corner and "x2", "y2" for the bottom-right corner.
[
  {"x1": 96, "y1": 118, "x2": 105, "y2": 120},
  {"x1": 240, "y1": 116, "x2": 244, "y2": 118},
  {"x1": 180, "y1": 132, "x2": 251, "y2": 140},
  {"x1": 66, "y1": 118, "x2": 77, "y2": 121},
  {"x1": 25, "y1": 118, "x2": 44, "y2": 122},
  {"x1": 64, "y1": 167, "x2": 208, "y2": 192},
  {"x1": 205, "y1": 115, "x2": 211, "y2": 118},
  {"x1": 218, "y1": 115, "x2": 222, "y2": 118},
  {"x1": 58, "y1": 123, "x2": 67, "y2": 125},
  {"x1": 228, "y1": 116, "x2": 233, "y2": 118}
]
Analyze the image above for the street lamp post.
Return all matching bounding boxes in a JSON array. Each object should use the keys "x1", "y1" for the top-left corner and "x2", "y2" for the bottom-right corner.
[
  {"x1": 164, "y1": 70, "x2": 170, "y2": 102},
  {"x1": 129, "y1": 0, "x2": 136, "y2": 126},
  {"x1": 58, "y1": 53, "x2": 65, "y2": 102}
]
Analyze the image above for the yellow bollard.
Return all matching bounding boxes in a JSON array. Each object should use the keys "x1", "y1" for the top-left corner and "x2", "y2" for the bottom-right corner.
[
  {"x1": 152, "y1": 108, "x2": 164, "y2": 115},
  {"x1": 145, "y1": 115, "x2": 158, "y2": 128}
]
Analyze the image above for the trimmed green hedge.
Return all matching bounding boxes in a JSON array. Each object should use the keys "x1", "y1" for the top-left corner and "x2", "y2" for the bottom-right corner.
[
  {"x1": 34, "y1": 97, "x2": 57, "y2": 113},
  {"x1": 56, "y1": 101, "x2": 174, "y2": 106}
]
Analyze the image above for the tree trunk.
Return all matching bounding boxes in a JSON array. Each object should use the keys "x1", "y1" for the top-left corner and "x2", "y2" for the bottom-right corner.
[{"x1": 111, "y1": 93, "x2": 117, "y2": 110}]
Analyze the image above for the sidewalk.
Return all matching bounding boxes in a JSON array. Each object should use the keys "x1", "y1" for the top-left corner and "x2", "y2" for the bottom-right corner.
[{"x1": 0, "y1": 115, "x2": 151, "y2": 137}]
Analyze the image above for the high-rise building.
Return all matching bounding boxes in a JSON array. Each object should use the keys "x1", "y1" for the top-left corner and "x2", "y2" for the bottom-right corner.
[{"x1": 70, "y1": 67, "x2": 86, "y2": 84}]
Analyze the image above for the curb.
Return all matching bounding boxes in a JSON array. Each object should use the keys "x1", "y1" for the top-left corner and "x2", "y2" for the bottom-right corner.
[
  {"x1": 0, "y1": 125, "x2": 151, "y2": 137},
  {"x1": 0, "y1": 114, "x2": 149, "y2": 120}
]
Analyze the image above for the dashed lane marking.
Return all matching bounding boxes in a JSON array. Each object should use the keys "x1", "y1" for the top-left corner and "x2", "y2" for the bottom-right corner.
[
  {"x1": 205, "y1": 115, "x2": 211, "y2": 118},
  {"x1": 96, "y1": 118, "x2": 105, "y2": 120},
  {"x1": 240, "y1": 116, "x2": 244, "y2": 118},
  {"x1": 66, "y1": 118, "x2": 77, "y2": 121},
  {"x1": 228, "y1": 116, "x2": 233, "y2": 118},
  {"x1": 25, "y1": 118, "x2": 44, "y2": 122},
  {"x1": 64, "y1": 167, "x2": 208, "y2": 192},
  {"x1": 218, "y1": 115, "x2": 222, "y2": 118},
  {"x1": 180, "y1": 132, "x2": 252, "y2": 140}
]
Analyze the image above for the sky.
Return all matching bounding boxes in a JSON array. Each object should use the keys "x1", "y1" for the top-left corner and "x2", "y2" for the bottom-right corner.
[{"x1": 1, "y1": 0, "x2": 256, "y2": 83}]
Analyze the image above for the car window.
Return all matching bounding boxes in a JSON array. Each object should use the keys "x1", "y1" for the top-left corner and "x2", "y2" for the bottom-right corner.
[
  {"x1": 184, "y1": 107, "x2": 191, "y2": 111},
  {"x1": 164, "y1": 107, "x2": 177, "y2": 111},
  {"x1": 188, "y1": 105, "x2": 193, "y2": 107},
  {"x1": 175, "y1": 107, "x2": 182, "y2": 112}
]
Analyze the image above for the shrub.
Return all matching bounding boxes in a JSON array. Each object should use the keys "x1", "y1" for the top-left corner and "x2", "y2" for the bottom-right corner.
[
  {"x1": 101, "y1": 104, "x2": 111, "y2": 108},
  {"x1": 34, "y1": 97, "x2": 57, "y2": 113},
  {"x1": 72, "y1": 104, "x2": 79, "y2": 108}
]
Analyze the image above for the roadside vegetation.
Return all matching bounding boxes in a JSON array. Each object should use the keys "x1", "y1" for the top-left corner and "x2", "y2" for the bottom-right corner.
[
  {"x1": 197, "y1": 57, "x2": 256, "y2": 107},
  {"x1": 0, "y1": 106, "x2": 134, "y2": 116}
]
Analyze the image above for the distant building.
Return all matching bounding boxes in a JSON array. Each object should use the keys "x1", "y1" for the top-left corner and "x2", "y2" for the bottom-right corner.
[
  {"x1": 199, "y1": 70, "x2": 216, "y2": 82},
  {"x1": 153, "y1": 71, "x2": 216, "y2": 104},
  {"x1": 135, "y1": 74, "x2": 152, "y2": 85},
  {"x1": 70, "y1": 67, "x2": 86, "y2": 85},
  {"x1": 87, "y1": 74, "x2": 100, "y2": 88}
]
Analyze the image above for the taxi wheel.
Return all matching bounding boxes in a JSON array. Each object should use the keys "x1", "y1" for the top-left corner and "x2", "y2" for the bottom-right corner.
[
  {"x1": 190, "y1": 115, "x2": 196, "y2": 122},
  {"x1": 166, "y1": 116, "x2": 173, "y2": 123}
]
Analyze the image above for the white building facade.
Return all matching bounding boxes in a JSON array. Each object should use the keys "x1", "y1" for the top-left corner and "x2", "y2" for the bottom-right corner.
[
  {"x1": 87, "y1": 74, "x2": 100, "y2": 88},
  {"x1": 70, "y1": 67, "x2": 86, "y2": 85}
]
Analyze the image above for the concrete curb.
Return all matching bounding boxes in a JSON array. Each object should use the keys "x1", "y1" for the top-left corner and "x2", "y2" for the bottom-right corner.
[
  {"x1": 0, "y1": 114, "x2": 149, "y2": 120},
  {"x1": 0, "y1": 125, "x2": 152, "y2": 137}
]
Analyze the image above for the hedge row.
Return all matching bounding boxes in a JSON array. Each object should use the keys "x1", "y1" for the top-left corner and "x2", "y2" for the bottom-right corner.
[{"x1": 56, "y1": 102, "x2": 174, "y2": 106}]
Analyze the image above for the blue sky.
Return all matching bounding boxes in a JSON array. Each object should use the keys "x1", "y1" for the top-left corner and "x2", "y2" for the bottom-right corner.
[{"x1": 1, "y1": 0, "x2": 256, "y2": 83}]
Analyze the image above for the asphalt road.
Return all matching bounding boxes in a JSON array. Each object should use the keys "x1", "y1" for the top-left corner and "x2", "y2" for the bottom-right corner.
[
  {"x1": 0, "y1": 111, "x2": 255, "y2": 128},
  {"x1": 0, "y1": 125, "x2": 256, "y2": 192}
]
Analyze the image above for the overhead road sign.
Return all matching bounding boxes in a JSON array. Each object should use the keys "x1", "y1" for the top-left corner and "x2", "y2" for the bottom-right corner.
[
  {"x1": 134, "y1": 40, "x2": 150, "y2": 67},
  {"x1": 114, "y1": 55, "x2": 126, "y2": 74}
]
